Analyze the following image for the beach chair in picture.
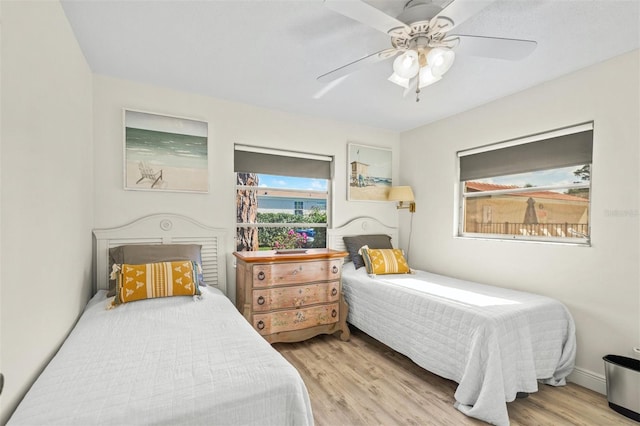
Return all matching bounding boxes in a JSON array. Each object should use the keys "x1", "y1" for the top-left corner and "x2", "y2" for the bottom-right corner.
[{"x1": 137, "y1": 161, "x2": 163, "y2": 188}]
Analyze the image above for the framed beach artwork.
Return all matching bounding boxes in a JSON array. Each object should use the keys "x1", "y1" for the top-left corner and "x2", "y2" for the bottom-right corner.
[
  {"x1": 347, "y1": 143, "x2": 392, "y2": 201},
  {"x1": 124, "y1": 109, "x2": 208, "y2": 193}
]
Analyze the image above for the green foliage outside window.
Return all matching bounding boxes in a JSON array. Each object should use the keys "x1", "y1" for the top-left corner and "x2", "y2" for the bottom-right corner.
[{"x1": 257, "y1": 207, "x2": 327, "y2": 249}]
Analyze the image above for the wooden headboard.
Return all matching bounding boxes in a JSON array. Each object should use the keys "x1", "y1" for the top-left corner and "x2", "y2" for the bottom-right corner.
[
  {"x1": 93, "y1": 214, "x2": 228, "y2": 294},
  {"x1": 327, "y1": 217, "x2": 399, "y2": 251}
]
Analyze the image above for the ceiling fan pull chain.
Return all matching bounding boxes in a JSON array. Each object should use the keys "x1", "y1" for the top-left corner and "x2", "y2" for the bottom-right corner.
[{"x1": 416, "y1": 73, "x2": 421, "y2": 102}]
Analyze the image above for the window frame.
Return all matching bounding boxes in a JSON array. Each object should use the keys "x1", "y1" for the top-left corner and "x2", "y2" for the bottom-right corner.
[
  {"x1": 456, "y1": 123, "x2": 593, "y2": 245},
  {"x1": 234, "y1": 145, "x2": 333, "y2": 251}
]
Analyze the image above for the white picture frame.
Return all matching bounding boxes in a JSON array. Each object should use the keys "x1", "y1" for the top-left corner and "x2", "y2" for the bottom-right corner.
[
  {"x1": 123, "y1": 109, "x2": 208, "y2": 193},
  {"x1": 347, "y1": 143, "x2": 392, "y2": 201}
]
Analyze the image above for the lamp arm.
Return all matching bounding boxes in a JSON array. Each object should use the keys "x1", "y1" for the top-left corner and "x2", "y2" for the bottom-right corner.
[{"x1": 396, "y1": 201, "x2": 416, "y2": 213}]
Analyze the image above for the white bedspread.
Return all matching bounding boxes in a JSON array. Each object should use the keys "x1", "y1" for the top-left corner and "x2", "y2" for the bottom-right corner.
[
  {"x1": 342, "y1": 263, "x2": 576, "y2": 426},
  {"x1": 8, "y1": 287, "x2": 313, "y2": 426}
]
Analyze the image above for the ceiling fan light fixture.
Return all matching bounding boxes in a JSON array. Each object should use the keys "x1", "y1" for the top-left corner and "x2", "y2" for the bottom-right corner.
[
  {"x1": 427, "y1": 47, "x2": 455, "y2": 77},
  {"x1": 418, "y1": 66, "x2": 442, "y2": 88},
  {"x1": 393, "y1": 50, "x2": 420, "y2": 79},
  {"x1": 388, "y1": 72, "x2": 411, "y2": 88},
  {"x1": 320, "y1": 0, "x2": 539, "y2": 103}
]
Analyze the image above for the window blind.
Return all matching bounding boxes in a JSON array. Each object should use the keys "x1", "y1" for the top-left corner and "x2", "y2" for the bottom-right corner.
[
  {"x1": 458, "y1": 123, "x2": 593, "y2": 181},
  {"x1": 234, "y1": 145, "x2": 333, "y2": 179}
]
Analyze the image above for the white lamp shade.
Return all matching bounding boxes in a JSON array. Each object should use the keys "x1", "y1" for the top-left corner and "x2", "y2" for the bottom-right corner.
[
  {"x1": 388, "y1": 186, "x2": 415, "y2": 202},
  {"x1": 388, "y1": 72, "x2": 411, "y2": 88},
  {"x1": 393, "y1": 50, "x2": 420, "y2": 79},
  {"x1": 427, "y1": 47, "x2": 455, "y2": 77},
  {"x1": 418, "y1": 66, "x2": 442, "y2": 88}
]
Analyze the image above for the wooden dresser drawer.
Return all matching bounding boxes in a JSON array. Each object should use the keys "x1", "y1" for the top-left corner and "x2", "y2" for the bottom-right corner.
[
  {"x1": 252, "y1": 259, "x2": 342, "y2": 287},
  {"x1": 253, "y1": 303, "x2": 339, "y2": 336},
  {"x1": 234, "y1": 249, "x2": 350, "y2": 343},
  {"x1": 252, "y1": 281, "x2": 340, "y2": 312}
]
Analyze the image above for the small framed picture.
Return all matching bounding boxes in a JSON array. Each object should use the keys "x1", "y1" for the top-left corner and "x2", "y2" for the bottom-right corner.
[
  {"x1": 124, "y1": 109, "x2": 208, "y2": 193},
  {"x1": 347, "y1": 143, "x2": 392, "y2": 201}
]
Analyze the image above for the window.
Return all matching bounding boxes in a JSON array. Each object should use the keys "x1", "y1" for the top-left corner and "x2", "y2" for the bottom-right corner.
[
  {"x1": 235, "y1": 145, "x2": 332, "y2": 251},
  {"x1": 457, "y1": 123, "x2": 593, "y2": 244}
]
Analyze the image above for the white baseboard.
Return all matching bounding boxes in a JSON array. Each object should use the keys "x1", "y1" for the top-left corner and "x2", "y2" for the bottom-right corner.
[{"x1": 568, "y1": 367, "x2": 606, "y2": 395}]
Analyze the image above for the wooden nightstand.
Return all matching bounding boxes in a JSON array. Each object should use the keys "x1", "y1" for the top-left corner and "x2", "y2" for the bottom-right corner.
[{"x1": 234, "y1": 248, "x2": 350, "y2": 344}]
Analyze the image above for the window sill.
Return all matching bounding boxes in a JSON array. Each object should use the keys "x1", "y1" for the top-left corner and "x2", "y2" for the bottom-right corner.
[{"x1": 454, "y1": 234, "x2": 591, "y2": 247}]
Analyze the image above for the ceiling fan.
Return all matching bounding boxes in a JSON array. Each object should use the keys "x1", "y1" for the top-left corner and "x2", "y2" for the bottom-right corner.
[{"x1": 318, "y1": 0, "x2": 537, "y2": 101}]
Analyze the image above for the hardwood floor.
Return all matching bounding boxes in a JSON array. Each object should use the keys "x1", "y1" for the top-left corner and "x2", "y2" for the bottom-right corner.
[{"x1": 274, "y1": 328, "x2": 635, "y2": 426}]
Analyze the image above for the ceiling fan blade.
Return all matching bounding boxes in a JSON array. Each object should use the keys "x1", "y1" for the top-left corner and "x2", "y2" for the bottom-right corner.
[
  {"x1": 451, "y1": 35, "x2": 537, "y2": 60},
  {"x1": 324, "y1": 0, "x2": 411, "y2": 37},
  {"x1": 317, "y1": 48, "x2": 399, "y2": 83},
  {"x1": 433, "y1": 0, "x2": 496, "y2": 32},
  {"x1": 313, "y1": 75, "x2": 350, "y2": 99}
]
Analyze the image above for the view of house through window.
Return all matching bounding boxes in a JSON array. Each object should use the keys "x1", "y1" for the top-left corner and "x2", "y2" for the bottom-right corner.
[
  {"x1": 234, "y1": 145, "x2": 331, "y2": 251},
  {"x1": 458, "y1": 123, "x2": 593, "y2": 244},
  {"x1": 462, "y1": 165, "x2": 590, "y2": 239},
  {"x1": 236, "y1": 173, "x2": 328, "y2": 251}
]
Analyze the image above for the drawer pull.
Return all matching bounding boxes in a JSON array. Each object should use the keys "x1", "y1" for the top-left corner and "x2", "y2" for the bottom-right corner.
[
  {"x1": 257, "y1": 296, "x2": 265, "y2": 305},
  {"x1": 257, "y1": 271, "x2": 265, "y2": 280},
  {"x1": 331, "y1": 309, "x2": 337, "y2": 318},
  {"x1": 332, "y1": 265, "x2": 339, "y2": 274},
  {"x1": 331, "y1": 288, "x2": 338, "y2": 296},
  {"x1": 256, "y1": 320, "x2": 265, "y2": 330}
]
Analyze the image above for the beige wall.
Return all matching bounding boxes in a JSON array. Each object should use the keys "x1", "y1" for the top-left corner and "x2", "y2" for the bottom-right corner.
[
  {"x1": 92, "y1": 75, "x2": 401, "y2": 304},
  {"x1": 0, "y1": 1, "x2": 94, "y2": 422},
  {"x1": 400, "y1": 50, "x2": 640, "y2": 393}
]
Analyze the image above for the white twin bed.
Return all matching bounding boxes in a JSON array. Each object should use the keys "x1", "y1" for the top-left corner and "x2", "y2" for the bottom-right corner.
[
  {"x1": 328, "y1": 217, "x2": 577, "y2": 426},
  {"x1": 8, "y1": 214, "x2": 313, "y2": 426},
  {"x1": 8, "y1": 214, "x2": 576, "y2": 426}
]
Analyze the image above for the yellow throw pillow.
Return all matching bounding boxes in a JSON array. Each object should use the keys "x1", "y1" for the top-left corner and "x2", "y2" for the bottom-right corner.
[
  {"x1": 361, "y1": 248, "x2": 410, "y2": 275},
  {"x1": 113, "y1": 260, "x2": 200, "y2": 305}
]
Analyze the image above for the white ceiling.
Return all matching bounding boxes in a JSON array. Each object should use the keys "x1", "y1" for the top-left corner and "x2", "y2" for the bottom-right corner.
[{"x1": 61, "y1": 0, "x2": 640, "y2": 132}]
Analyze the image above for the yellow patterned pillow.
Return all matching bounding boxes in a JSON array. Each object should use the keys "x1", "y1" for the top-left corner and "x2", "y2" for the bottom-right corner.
[
  {"x1": 113, "y1": 260, "x2": 201, "y2": 305},
  {"x1": 361, "y1": 248, "x2": 410, "y2": 275}
]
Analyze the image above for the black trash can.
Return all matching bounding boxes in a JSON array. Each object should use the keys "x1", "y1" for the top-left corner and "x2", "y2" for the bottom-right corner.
[{"x1": 603, "y1": 355, "x2": 640, "y2": 422}]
